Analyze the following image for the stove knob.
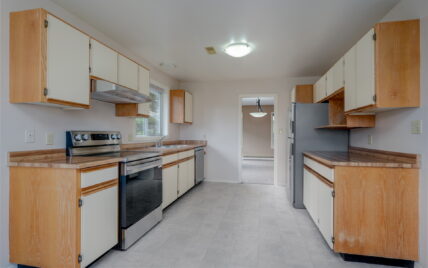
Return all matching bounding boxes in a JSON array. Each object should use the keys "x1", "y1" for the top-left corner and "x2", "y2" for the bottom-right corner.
[
  {"x1": 74, "y1": 134, "x2": 82, "y2": 141},
  {"x1": 117, "y1": 134, "x2": 121, "y2": 140},
  {"x1": 111, "y1": 134, "x2": 117, "y2": 140},
  {"x1": 82, "y1": 134, "x2": 89, "y2": 141}
]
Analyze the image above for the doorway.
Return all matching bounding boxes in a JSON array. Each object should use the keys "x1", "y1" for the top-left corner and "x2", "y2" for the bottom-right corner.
[{"x1": 239, "y1": 95, "x2": 277, "y2": 185}]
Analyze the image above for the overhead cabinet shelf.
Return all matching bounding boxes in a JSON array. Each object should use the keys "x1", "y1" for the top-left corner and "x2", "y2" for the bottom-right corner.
[{"x1": 313, "y1": 19, "x2": 420, "y2": 114}]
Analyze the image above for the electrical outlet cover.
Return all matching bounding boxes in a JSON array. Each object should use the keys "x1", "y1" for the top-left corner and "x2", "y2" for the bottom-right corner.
[
  {"x1": 411, "y1": 120, "x2": 422, "y2": 134},
  {"x1": 25, "y1": 129, "x2": 35, "y2": 143},
  {"x1": 46, "y1": 133, "x2": 54, "y2": 145}
]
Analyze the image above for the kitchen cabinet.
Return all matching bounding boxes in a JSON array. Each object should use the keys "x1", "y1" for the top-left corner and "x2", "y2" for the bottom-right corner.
[
  {"x1": 303, "y1": 151, "x2": 419, "y2": 261},
  {"x1": 170, "y1": 89, "x2": 193, "y2": 124},
  {"x1": 177, "y1": 160, "x2": 188, "y2": 197},
  {"x1": 10, "y1": 9, "x2": 90, "y2": 109},
  {"x1": 326, "y1": 58, "x2": 344, "y2": 97},
  {"x1": 291, "y1": 85, "x2": 313, "y2": 103},
  {"x1": 9, "y1": 163, "x2": 119, "y2": 268},
  {"x1": 138, "y1": 66, "x2": 150, "y2": 96},
  {"x1": 162, "y1": 164, "x2": 178, "y2": 209},
  {"x1": 89, "y1": 39, "x2": 118, "y2": 83},
  {"x1": 118, "y1": 55, "x2": 139, "y2": 90},
  {"x1": 313, "y1": 75, "x2": 327, "y2": 103}
]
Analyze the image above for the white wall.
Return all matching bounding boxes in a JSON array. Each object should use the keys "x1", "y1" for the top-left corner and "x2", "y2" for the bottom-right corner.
[
  {"x1": 350, "y1": 0, "x2": 428, "y2": 267},
  {"x1": 178, "y1": 77, "x2": 317, "y2": 185},
  {"x1": 0, "y1": 0, "x2": 179, "y2": 267}
]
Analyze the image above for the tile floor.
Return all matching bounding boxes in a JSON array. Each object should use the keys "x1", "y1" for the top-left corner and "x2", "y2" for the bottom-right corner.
[
  {"x1": 91, "y1": 182, "x2": 394, "y2": 268},
  {"x1": 241, "y1": 159, "x2": 274, "y2": 185}
]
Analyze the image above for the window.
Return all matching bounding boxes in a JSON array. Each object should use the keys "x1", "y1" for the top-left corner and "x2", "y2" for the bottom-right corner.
[{"x1": 135, "y1": 86, "x2": 164, "y2": 137}]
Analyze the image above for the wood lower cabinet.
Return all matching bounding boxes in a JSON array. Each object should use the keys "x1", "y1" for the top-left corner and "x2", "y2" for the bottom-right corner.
[
  {"x1": 9, "y1": 163, "x2": 119, "y2": 268},
  {"x1": 10, "y1": 9, "x2": 90, "y2": 109},
  {"x1": 303, "y1": 155, "x2": 419, "y2": 261}
]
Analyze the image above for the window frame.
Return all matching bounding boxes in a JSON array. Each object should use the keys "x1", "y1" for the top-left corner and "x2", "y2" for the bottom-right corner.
[{"x1": 133, "y1": 81, "x2": 169, "y2": 142}]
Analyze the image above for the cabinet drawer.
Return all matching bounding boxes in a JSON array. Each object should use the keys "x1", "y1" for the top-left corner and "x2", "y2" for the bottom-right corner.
[
  {"x1": 162, "y1": 153, "x2": 178, "y2": 165},
  {"x1": 81, "y1": 164, "x2": 118, "y2": 188},
  {"x1": 304, "y1": 157, "x2": 334, "y2": 182},
  {"x1": 178, "y1": 150, "x2": 194, "y2": 159}
]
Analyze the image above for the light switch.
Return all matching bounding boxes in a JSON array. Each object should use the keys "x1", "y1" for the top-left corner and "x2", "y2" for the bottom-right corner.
[
  {"x1": 25, "y1": 129, "x2": 35, "y2": 143},
  {"x1": 45, "y1": 133, "x2": 54, "y2": 145},
  {"x1": 411, "y1": 120, "x2": 422, "y2": 134}
]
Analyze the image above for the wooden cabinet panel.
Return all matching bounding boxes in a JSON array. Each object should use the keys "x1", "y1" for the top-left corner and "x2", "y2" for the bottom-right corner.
[
  {"x1": 292, "y1": 85, "x2": 313, "y2": 103},
  {"x1": 138, "y1": 66, "x2": 150, "y2": 96},
  {"x1": 81, "y1": 184, "x2": 118, "y2": 267},
  {"x1": 162, "y1": 165, "x2": 178, "y2": 208},
  {"x1": 118, "y1": 55, "x2": 138, "y2": 90},
  {"x1": 170, "y1": 89, "x2": 192, "y2": 124},
  {"x1": 90, "y1": 39, "x2": 118, "y2": 83},
  {"x1": 46, "y1": 14, "x2": 90, "y2": 106},
  {"x1": 334, "y1": 166, "x2": 419, "y2": 261}
]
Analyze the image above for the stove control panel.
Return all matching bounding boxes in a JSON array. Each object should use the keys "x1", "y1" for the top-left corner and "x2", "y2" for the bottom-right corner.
[{"x1": 66, "y1": 131, "x2": 122, "y2": 149}]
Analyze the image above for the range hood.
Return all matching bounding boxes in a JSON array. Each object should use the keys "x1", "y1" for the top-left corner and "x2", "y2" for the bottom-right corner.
[{"x1": 91, "y1": 79, "x2": 151, "y2": 104}]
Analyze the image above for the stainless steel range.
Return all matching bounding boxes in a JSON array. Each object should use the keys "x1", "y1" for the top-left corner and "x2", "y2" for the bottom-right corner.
[{"x1": 66, "y1": 131, "x2": 163, "y2": 250}]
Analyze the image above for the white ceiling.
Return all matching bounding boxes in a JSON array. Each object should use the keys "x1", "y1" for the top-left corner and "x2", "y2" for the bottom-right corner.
[
  {"x1": 241, "y1": 97, "x2": 274, "y2": 106},
  {"x1": 51, "y1": 0, "x2": 399, "y2": 82}
]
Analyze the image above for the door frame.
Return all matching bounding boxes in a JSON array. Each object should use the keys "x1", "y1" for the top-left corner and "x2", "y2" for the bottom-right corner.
[{"x1": 238, "y1": 94, "x2": 279, "y2": 185}]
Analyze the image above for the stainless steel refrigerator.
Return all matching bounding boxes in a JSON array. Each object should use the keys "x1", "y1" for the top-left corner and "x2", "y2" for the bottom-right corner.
[{"x1": 288, "y1": 103, "x2": 349, "y2": 209}]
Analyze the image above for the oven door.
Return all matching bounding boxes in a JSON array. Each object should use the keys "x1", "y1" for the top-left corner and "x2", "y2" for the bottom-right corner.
[{"x1": 119, "y1": 158, "x2": 162, "y2": 229}]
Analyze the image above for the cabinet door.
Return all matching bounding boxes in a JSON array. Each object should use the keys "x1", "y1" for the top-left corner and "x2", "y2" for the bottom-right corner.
[
  {"x1": 303, "y1": 169, "x2": 317, "y2": 223},
  {"x1": 138, "y1": 66, "x2": 150, "y2": 96},
  {"x1": 314, "y1": 76, "x2": 326, "y2": 102},
  {"x1": 177, "y1": 162, "x2": 188, "y2": 197},
  {"x1": 138, "y1": 103, "x2": 151, "y2": 116},
  {"x1": 46, "y1": 14, "x2": 90, "y2": 106},
  {"x1": 291, "y1": 87, "x2": 296, "y2": 102},
  {"x1": 118, "y1": 54, "x2": 138, "y2": 90},
  {"x1": 317, "y1": 181, "x2": 334, "y2": 249},
  {"x1": 344, "y1": 45, "x2": 357, "y2": 112},
  {"x1": 162, "y1": 165, "x2": 178, "y2": 209},
  {"x1": 355, "y1": 28, "x2": 375, "y2": 109},
  {"x1": 333, "y1": 58, "x2": 345, "y2": 92},
  {"x1": 81, "y1": 185, "x2": 118, "y2": 267},
  {"x1": 326, "y1": 68, "x2": 334, "y2": 96},
  {"x1": 90, "y1": 39, "x2": 118, "y2": 83},
  {"x1": 184, "y1": 91, "x2": 193, "y2": 123},
  {"x1": 187, "y1": 159, "x2": 195, "y2": 190}
]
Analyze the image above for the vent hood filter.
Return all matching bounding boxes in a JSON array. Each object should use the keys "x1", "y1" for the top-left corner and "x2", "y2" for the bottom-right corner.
[{"x1": 91, "y1": 79, "x2": 151, "y2": 104}]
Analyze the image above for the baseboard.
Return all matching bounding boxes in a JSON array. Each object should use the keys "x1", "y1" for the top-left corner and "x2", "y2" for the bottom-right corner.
[
  {"x1": 204, "y1": 178, "x2": 240, "y2": 184},
  {"x1": 242, "y1": 157, "x2": 274, "y2": 161}
]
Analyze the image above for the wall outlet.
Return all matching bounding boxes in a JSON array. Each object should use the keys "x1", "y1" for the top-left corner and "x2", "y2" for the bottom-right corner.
[
  {"x1": 411, "y1": 120, "x2": 422, "y2": 134},
  {"x1": 368, "y1": 135, "x2": 373, "y2": 145},
  {"x1": 128, "y1": 134, "x2": 134, "y2": 141},
  {"x1": 45, "y1": 133, "x2": 54, "y2": 145},
  {"x1": 25, "y1": 129, "x2": 35, "y2": 143}
]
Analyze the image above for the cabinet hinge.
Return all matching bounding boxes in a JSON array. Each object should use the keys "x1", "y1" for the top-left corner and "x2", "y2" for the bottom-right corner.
[
  {"x1": 373, "y1": 94, "x2": 377, "y2": 102},
  {"x1": 331, "y1": 237, "x2": 335, "y2": 244},
  {"x1": 331, "y1": 190, "x2": 335, "y2": 198},
  {"x1": 44, "y1": 19, "x2": 48, "y2": 28},
  {"x1": 89, "y1": 42, "x2": 92, "y2": 49},
  {"x1": 78, "y1": 198, "x2": 83, "y2": 207},
  {"x1": 373, "y1": 33, "x2": 377, "y2": 41},
  {"x1": 89, "y1": 67, "x2": 92, "y2": 73},
  {"x1": 43, "y1": 88, "x2": 48, "y2": 96},
  {"x1": 78, "y1": 254, "x2": 83, "y2": 263},
  {"x1": 177, "y1": 190, "x2": 179, "y2": 195}
]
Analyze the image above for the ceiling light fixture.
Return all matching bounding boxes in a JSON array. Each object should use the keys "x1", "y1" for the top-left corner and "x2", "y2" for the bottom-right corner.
[
  {"x1": 250, "y1": 98, "x2": 267, "y2": 118},
  {"x1": 224, "y1": 42, "x2": 252, "y2": 58}
]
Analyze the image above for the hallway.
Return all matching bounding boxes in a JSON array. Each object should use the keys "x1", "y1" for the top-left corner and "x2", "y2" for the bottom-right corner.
[{"x1": 241, "y1": 159, "x2": 274, "y2": 185}]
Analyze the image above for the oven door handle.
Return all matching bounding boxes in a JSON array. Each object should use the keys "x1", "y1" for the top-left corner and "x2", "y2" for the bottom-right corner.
[{"x1": 125, "y1": 160, "x2": 162, "y2": 175}]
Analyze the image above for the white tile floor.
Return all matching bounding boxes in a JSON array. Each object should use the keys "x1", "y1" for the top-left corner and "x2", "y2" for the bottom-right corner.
[
  {"x1": 241, "y1": 159, "x2": 274, "y2": 185},
  {"x1": 91, "y1": 182, "x2": 394, "y2": 268}
]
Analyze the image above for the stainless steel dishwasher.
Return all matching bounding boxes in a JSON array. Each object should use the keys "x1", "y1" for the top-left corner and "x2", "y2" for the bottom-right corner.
[{"x1": 195, "y1": 147, "x2": 205, "y2": 184}]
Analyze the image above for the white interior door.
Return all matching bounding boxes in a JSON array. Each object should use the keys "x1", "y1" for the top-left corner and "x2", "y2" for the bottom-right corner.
[
  {"x1": 317, "y1": 181, "x2": 334, "y2": 249},
  {"x1": 184, "y1": 92, "x2": 193, "y2": 123},
  {"x1": 90, "y1": 39, "x2": 118, "y2": 83},
  {"x1": 118, "y1": 54, "x2": 138, "y2": 90},
  {"x1": 162, "y1": 165, "x2": 178, "y2": 208},
  {"x1": 355, "y1": 28, "x2": 375, "y2": 109},
  {"x1": 81, "y1": 185, "x2": 118, "y2": 267},
  {"x1": 344, "y1": 45, "x2": 357, "y2": 112},
  {"x1": 46, "y1": 14, "x2": 90, "y2": 105}
]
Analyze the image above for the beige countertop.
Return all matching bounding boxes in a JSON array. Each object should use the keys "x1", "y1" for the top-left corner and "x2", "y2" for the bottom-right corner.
[
  {"x1": 303, "y1": 147, "x2": 419, "y2": 169},
  {"x1": 9, "y1": 140, "x2": 207, "y2": 169}
]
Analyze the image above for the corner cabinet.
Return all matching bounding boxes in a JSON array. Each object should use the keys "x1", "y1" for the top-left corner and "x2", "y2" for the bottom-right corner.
[
  {"x1": 170, "y1": 89, "x2": 193, "y2": 124},
  {"x1": 9, "y1": 163, "x2": 119, "y2": 268},
  {"x1": 10, "y1": 9, "x2": 90, "y2": 109}
]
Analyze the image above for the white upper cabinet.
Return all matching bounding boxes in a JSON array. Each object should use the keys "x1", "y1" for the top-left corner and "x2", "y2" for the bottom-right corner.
[
  {"x1": 138, "y1": 66, "x2": 150, "y2": 96},
  {"x1": 46, "y1": 14, "x2": 90, "y2": 106},
  {"x1": 344, "y1": 45, "x2": 357, "y2": 111},
  {"x1": 184, "y1": 91, "x2": 193, "y2": 123},
  {"x1": 314, "y1": 75, "x2": 327, "y2": 103},
  {"x1": 355, "y1": 28, "x2": 376, "y2": 109},
  {"x1": 118, "y1": 55, "x2": 138, "y2": 90},
  {"x1": 90, "y1": 39, "x2": 118, "y2": 83},
  {"x1": 326, "y1": 57, "x2": 344, "y2": 96}
]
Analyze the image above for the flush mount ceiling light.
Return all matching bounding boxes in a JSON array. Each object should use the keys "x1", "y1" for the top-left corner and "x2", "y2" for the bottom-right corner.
[
  {"x1": 224, "y1": 42, "x2": 252, "y2": 58},
  {"x1": 250, "y1": 98, "x2": 267, "y2": 118}
]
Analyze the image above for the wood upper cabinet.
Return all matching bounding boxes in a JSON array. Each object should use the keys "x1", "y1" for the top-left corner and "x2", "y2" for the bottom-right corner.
[
  {"x1": 170, "y1": 89, "x2": 193, "y2": 124},
  {"x1": 345, "y1": 20, "x2": 420, "y2": 113},
  {"x1": 291, "y1": 85, "x2": 313, "y2": 103},
  {"x1": 118, "y1": 55, "x2": 139, "y2": 90},
  {"x1": 313, "y1": 75, "x2": 327, "y2": 103},
  {"x1": 89, "y1": 39, "x2": 118, "y2": 83},
  {"x1": 10, "y1": 9, "x2": 90, "y2": 109}
]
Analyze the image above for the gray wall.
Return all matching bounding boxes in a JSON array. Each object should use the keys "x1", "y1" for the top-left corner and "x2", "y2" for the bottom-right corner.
[{"x1": 349, "y1": 0, "x2": 428, "y2": 267}]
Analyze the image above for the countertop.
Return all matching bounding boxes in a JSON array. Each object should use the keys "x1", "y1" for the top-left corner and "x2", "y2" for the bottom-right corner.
[
  {"x1": 9, "y1": 140, "x2": 207, "y2": 169},
  {"x1": 304, "y1": 147, "x2": 419, "y2": 169}
]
